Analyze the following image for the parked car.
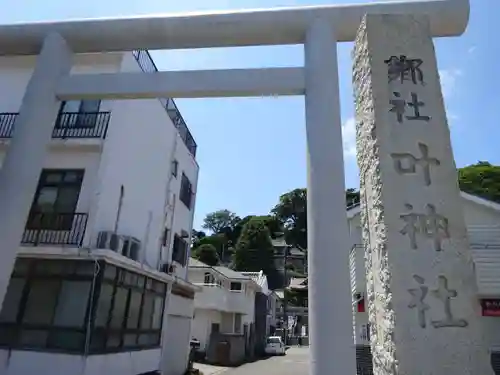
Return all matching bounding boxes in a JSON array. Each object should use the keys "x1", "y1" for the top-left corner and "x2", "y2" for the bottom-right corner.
[{"x1": 265, "y1": 336, "x2": 286, "y2": 356}]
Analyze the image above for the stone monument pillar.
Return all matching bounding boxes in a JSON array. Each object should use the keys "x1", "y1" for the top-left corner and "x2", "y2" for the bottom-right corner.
[{"x1": 353, "y1": 14, "x2": 493, "y2": 375}]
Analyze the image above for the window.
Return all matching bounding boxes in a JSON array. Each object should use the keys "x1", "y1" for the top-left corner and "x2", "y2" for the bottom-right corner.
[
  {"x1": 233, "y1": 313, "x2": 242, "y2": 333},
  {"x1": 179, "y1": 173, "x2": 193, "y2": 209},
  {"x1": 0, "y1": 278, "x2": 25, "y2": 323},
  {"x1": 162, "y1": 228, "x2": 169, "y2": 247},
  {"x1": 27, "y1": 169, "x2": 84, "y2": 230},
  {"x1": 57, "y1": 100, "x2": 101, "y2": 128},
  {"x1": 53, "y1": 281, "x2": 91, "y2": 327},
  {"x1": 171, "y1": 160, "x2": 179, "y2": 177},
  {"x1": 172, "y1": 234, "x2": 188, "y2": 266},
  {"x1": 0, "y1": 258, "x2": 167, "y2": 355},
  {"x1": 204, "y1": 272, "x2": 213, "y2": 284},
  {"x1": 230, "y1": 282, "x2": 242, "y2": 291}
]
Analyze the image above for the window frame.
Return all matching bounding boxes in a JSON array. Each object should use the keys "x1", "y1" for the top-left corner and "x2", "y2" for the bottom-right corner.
[
  {"x1": 0, "y1": 258, "x2": 168, "y2": 355},
  {"x1": 172, "y1": 234, "x2": 188, "y2": 266},
  {"x1": 26, "y1": 169, "x2": 84, "y2": 231},
  {"x1": 179, "y1": 173, "x2": 193, "y2": 209},
  {"x1": 171, "y1": 159, "x2": 179, "y2": 178}
]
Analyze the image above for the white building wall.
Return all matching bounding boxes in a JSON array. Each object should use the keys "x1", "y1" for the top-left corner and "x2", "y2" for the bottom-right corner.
[
  {"x1": 0, "y1": 51, "x2": 199, "y2": 277},
  {"x1": 349, "y1": 196, "x2": 500, "y2": 350},
  {"x1": 191, "y1": 309, "x2": 222, "y2": 351},
  {"x1": 114, "y1": 52, "x2": 199, "y2": 279},
  {"x1": 0, "y1": 348, "x2": 161, "y2": 375}
]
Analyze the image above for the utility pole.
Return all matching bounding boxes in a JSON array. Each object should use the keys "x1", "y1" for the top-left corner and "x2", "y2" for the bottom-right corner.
[{"x1": 283, "y1": 243, "x2": 289, "y2": 345}]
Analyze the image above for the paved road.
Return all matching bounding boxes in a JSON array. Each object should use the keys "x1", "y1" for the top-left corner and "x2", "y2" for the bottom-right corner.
[{"x1": 216, "y1": 347, "x2": 310, "y2": 375}]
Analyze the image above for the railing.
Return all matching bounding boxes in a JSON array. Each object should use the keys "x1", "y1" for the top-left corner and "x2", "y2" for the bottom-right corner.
[
  {"x1": 0, "y1": 112, "x2": 110, "y2": 140},
  {"x1": 22, "y1": 212, "x2": 88, "y2": 246},
  {"x1": 132, "y1": 50, "x2": 197, "y2": 157},
  {"x1": 0, "y1": 112, "x2": 17, "y2": 138},
  {"x1": 53, "y1": 112, "x2": 110, "y2": 139}
]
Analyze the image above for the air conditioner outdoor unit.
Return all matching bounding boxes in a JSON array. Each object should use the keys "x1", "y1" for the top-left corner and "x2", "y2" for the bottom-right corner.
[
  {"x1": 96, "y1": 231, "x2": 125, "y2": 253},
  {"x1": 122, "y1": 236, "x2": 141, "y2": 261}
]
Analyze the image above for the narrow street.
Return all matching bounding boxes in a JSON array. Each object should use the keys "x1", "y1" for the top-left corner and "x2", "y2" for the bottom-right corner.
[{"x1": 195, "y1": 347, "x2": 310, "y2": 375}]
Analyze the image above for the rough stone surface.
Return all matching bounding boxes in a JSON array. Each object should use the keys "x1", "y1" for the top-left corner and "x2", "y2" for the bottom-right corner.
[{"x1": 353, "y1": 14, "x2": 493, "y2": 375}]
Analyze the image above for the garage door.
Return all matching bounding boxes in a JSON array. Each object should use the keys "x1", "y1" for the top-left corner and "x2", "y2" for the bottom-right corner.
[{"x1": 163, "y1": 315, "x2": 192, "y2": 375}]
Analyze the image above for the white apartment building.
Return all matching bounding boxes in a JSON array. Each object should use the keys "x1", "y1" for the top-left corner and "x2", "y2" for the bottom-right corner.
[
  {"x1": 0, "y1": 50, "x2": 199, "y2": 375},
  {"x1": 349, "y1": 192, "x2": 500, "y2": 375},
  {"x1": 188, "y1": 258, "x2": 259, "y2": 353}
]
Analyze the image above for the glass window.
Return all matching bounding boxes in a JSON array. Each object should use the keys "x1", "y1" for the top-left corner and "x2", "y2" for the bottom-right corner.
[
  {"x1": 230, "y1": 282, "x2": 242, "y2": 291},
  {"x1": 140, "y1": 294, "x2": 154, "y2": 329},
  {"x1": 53, "y1": 281, "x2": 91, "y2": 327},
  {"x1": 23, "y1": 280, "x2": 60, "y2": 325},
  {"x1": 126, "y1": 290, "x2": 142, "y2": 329},
  {"x1": 0, "y1": 278, "x2": 25, "y2": 323},
  {"x1": 151, "y1": 296, "x2": 164, "y2": 329},
  {"x1": 109, "y1": 287, "x2": 128, "y2": 328},
  {"x1": 234, "y1": 313, "x2": 242, "y2": 333},
  {"x1": 94, "y1": 283, "x2": 114, "y2": 327}
]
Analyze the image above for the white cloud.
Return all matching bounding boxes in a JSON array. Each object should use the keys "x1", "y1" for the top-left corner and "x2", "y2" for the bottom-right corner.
[
  {"x1": 342, "y1": 117, "x2": 357, "y2": 158},
  {"x1": 439, "y1": 68, "x2": 463, "y2": 98}
]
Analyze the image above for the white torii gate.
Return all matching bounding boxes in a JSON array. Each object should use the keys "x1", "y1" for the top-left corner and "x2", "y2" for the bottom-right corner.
[{"x1": 0, "y1": 1, "x2": 469, "y2": 375}]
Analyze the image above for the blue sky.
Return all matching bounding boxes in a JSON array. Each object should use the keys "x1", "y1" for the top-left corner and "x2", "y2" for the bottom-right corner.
[{"x1": 2, "y1": 0, "x2": 498, "y2": 230}]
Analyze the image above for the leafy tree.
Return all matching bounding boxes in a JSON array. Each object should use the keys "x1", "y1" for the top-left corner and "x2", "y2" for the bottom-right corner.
[
  {"x1": 271, "y1": 188, "x2": 308, "y2": 249},
  {"x1": 191, "y1": 229, "x2": 206, "y2": 246},
  {"x1": 194, "y1": 233, "x2": 228, "y2": 259},
  {"x1": 271, "y1": 188, "x2": 361, "y2": 249},
  {"x1": 192, "y1": 244, "x2": 219, "y2": 266},
  {"x1": 202, "y1": 209, "x2": 241, "y2": 234},
  {"x1": 233, "y1": 217, "x2": 277, "y2": 279},
  {"x1": 458, "y1": 162, "x2": 500, "y2": 203}
]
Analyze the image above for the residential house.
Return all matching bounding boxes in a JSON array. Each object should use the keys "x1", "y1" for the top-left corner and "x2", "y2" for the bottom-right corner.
[
  {"x1": 188, "y1": 258, "x2": 261, "y2": 364},
  {"x1": 0, "y1": 50, "x2": 198, "y2": 375},
  {"x1": 240, "y1": 271, "x2": 273, "y2": 355},
  {"x1": 349, "y1": 192, "x2": 500, "y2": 375}
]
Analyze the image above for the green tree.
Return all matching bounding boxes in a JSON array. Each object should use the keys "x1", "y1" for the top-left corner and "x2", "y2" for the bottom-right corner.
[
  {"x1": 271, "y1": 188, "x2": 361, "y2": 249},
  {"x1": 458, "y1": 162, "x2": 500, "y2": 203},
  {"x1": 233, "y1": 217, "x2": 277, "y2": 277},
  {"x1": 191, "y1": 229, "x2": 206, "y2": 247},
  {"x1": 271, "y1": 188, "x2": 308, "y2": 249},
  {"x1": 202, "y1": 209, "x2": 241, "y2": 234},
  {"x1": 192, "y1": 244, "x2": 219, "y2": 266},
  {"x1": 194, "y1": 233, "x2": 227, "y2": 259}
]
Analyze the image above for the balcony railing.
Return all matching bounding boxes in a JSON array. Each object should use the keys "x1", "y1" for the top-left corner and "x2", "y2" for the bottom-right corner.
[
  {"x1": 22, "y1": 212, "x2": 88, "y2": 246},
  {"x1": 0, "y1": 112, "x2": 17, "y2": 138},
  {"x1": 0, "y1": 112, "x2": 110, "y2": 140},
  {"x1": 132, "y1": 50, "x2": 197, "y2": 157},
  {"x1": 53, "y1": 112, "x2": 110, "y2": 139}
]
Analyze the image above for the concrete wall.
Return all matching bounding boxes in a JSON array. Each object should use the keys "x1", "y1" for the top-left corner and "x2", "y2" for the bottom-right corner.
[
  {"x1": 206, "y1": 333, "x2": 246, "y2": 366},
  {"x1": 0, "y1": 348, "x2": 161, "y2": 375},
  {"x1": 191, "y1": 309, "x2": 222, "y2": 351}
]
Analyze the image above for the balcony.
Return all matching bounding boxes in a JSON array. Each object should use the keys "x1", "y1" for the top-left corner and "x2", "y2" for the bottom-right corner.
[
  {"x1": 194, "y1": 284, "x2": 248, "y2": 314},
  {"x1": 0, "y1": 111, "x2": 110, "y2": 140},
  {"x1": 22, "y1": 212, "x2": 88, "y2": 247},
  {"x1": 132, "y1": 50, "x2": 197, "y2": 157}
]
